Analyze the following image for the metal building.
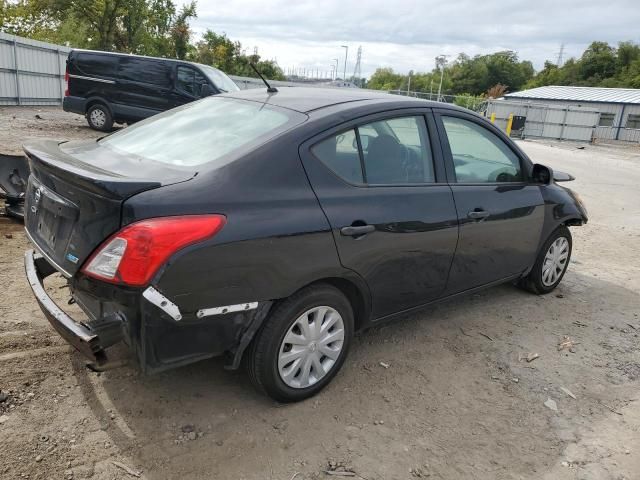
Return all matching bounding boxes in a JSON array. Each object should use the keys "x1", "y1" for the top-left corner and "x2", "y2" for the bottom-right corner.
[
  {"x1": 486, "y1": 85, "x2": 640, "y2": 143},
  {"x1": 0, "y1": 32, "x2": 71, "y2": 106}
]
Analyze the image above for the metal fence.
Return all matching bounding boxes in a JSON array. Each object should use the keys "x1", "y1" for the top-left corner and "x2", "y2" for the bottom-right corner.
[
  {"x1": 0, "y1": 33, "x2": 71, "y2": 105},
  {"x1": 388, "y1": 90, "x2": 487, "y2": 112}
]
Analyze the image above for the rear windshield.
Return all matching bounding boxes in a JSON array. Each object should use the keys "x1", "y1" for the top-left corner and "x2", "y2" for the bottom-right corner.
[{"x1": 99, "y1": 97, "x2": 305, "y2": 167}]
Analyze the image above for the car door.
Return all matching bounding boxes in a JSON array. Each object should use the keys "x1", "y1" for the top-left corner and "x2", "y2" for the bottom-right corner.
[
  {"x1": 300, "y1": 110, "x2": 459, "y2": 319},
  {"x1": 434, "y1": 110, "x2": 545, "y2": 294}
]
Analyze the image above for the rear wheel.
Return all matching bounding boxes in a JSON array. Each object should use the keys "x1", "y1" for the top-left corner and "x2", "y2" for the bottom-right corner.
[
  {"x1": 520, "y1": 225, "x2": 572, "y2": 294},
  {"x1": 86, "y1": 104, "x2": 113, "y2": 131},
  {"x1": 246, "y1": 284, "x2": 354, "y2": 402}
]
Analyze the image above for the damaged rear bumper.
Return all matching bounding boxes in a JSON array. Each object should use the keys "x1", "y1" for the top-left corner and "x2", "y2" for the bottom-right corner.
[{"x1": 24, "y1": 249, "x2": 115, "y2": 366}]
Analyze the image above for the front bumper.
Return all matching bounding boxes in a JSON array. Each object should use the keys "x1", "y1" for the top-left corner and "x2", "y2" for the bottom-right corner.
[{"x1": 24, "y1": 249, "x2": 107, "y2": 365}]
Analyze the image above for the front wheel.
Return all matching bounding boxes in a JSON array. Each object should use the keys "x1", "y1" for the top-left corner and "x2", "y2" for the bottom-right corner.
[
  {"x1": 520, "y1": 225, "x2": 572, "y2": 294},
  {"x1": 246, "y1": 284, "x2": 354, "y2": 402}
]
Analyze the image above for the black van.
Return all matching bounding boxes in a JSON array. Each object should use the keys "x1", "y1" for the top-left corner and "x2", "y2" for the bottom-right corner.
[{"x1": 63, "y1": 50, "x2": 240, "y2": 131}]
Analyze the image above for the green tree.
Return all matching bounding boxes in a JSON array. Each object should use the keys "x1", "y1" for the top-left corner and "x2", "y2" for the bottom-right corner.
[
  {"x1": 170, "y1": 1, "x2": 196, "y2": 59},
  {"x1": 366, "y1": 68, "x2": 404, "y2": 90},
  {"x1": 580, "y1": 41, "x2": 617, "y2": 82}
]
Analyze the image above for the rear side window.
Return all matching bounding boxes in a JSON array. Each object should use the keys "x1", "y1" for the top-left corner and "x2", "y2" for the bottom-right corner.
[
  {"x1": 312, "y1": 130, "x2": 363, "y2": 184},
  {"x1": 311, "y1": 115, "x2": 435, "y2": 185},
  {"x1": 442, "y1": 116, "x2": 522, "y2": 183},
  {"x1": 99, "y1": 97, "x2": 305, "y2": 167},
  {"x1": 118, "y1": 57, "x2": 171, "y2": 87},
  {"x1": 76, "y1": 54, "x2": 119, "y2": 78}
]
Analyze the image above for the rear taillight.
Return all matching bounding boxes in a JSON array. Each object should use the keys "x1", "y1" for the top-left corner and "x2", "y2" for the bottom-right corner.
[
  {"x1": 81, "y1": 215, "x2": 226, "y2": 286},
  {"x1": 64, "y1": 68, "x2": 69, "y2": 97}
]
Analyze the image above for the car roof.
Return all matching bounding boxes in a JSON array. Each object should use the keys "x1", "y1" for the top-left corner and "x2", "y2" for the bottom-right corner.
[
  {"x1": 70, "y1": 49, "x2": 215, "y2": 71},
  {"x1": 222, "y1": 87, "x2": 460, "y2": 114}
]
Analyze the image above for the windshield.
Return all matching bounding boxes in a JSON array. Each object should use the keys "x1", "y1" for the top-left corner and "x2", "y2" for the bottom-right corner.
[
  {"x1": 99, "y1": 97, "x2": 305, "y2": 167},
  {"x1": 198, "y1": 64, "x2": 240, "y2": 92}
]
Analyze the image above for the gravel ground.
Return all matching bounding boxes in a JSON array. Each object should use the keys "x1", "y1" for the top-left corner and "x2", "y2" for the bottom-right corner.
[{"x1": 1, "y1": 106, "x2": 639, "y2": 480}]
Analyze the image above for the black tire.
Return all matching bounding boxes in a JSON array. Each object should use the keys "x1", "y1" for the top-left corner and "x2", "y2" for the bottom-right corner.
[
  {"x1": 246, "y1": 284, "x2": 354, "y2": 402},
  {"x1": 86, "y1": 103, "x2": 113, "y2": 132},
  {"x1": 520, "y1": 225, "x2": 572, "y2": 294}
]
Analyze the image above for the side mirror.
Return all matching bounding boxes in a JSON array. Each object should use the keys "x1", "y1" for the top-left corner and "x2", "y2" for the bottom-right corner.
[
  {"x1": 200, "y1": 83, "x2": 215, "y2": 97},
  {"x1": 531, "y1": 163, "x2": 552, "y2": 185}
]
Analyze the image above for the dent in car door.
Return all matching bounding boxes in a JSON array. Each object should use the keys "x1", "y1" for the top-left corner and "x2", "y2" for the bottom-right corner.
[
  {"x1": 434, "y1": 111, "x2": 545, "y2": 294},
  {"x1": 300, "y1": 111, "x2": 459, "y2": 319}
]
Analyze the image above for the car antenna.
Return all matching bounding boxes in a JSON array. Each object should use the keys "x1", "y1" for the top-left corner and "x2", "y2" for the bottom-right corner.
[{"x1": 250, "y1": 63, "x2": 278, "y2": 93}]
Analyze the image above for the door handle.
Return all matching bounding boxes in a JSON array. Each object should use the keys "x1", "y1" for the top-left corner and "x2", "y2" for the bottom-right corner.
[
  {"x1": 467, "y1": 209, "x2": 490, "y2": 220},
  {"x1": 340, "y1": 225, "x2": 375, "y2": 236}
]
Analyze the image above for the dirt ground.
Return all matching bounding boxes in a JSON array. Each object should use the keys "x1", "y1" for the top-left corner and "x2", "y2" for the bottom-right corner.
[{"x1": 1, "y1": 106, "x2": 639, "y2": 480}]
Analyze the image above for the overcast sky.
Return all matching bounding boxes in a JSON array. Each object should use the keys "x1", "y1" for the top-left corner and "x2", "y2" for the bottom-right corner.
[{"x1": 189, "y1": 0, "x2": 640, "y2": 78}]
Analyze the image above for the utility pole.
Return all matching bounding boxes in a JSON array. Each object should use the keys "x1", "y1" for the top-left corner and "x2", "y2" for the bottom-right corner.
[
  {"x1": 407, "y1": 69, "x2": 413, "y2": 95},
  {"x1": 332, "y1": 58, "x2": 339, "y2": 80},
  {"x1": 435, "y1": 55, "x2": 449, "y2": 102},
  {"x1": 352, "y1": 46, "x2": 362, "y2": 84},
  {"x1": 341, "y1": 45, "x2": 348, "y2": 80},
  {"x1": 556, "y1": 43, "x2": 565, "y2": 67}
]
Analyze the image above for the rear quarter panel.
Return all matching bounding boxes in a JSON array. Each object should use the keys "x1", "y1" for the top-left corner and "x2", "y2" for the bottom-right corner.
[{"x1": 122, "y1": 133, "x2": 356, "y2": 315}]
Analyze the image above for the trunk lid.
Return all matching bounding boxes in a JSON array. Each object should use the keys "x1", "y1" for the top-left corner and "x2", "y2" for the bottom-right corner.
[{"x1": 24, "y1": 138, "x2": 195, "y2": 277}]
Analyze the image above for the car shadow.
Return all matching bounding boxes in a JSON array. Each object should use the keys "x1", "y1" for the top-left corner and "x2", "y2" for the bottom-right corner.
[{"x1": 70, "y1": 270, "x2": 640, "y2": 479}]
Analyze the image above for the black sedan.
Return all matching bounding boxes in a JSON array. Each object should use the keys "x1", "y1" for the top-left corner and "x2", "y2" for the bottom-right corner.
[{"x1": 23, "y1": 87, "x2": 587, "y2": 402}]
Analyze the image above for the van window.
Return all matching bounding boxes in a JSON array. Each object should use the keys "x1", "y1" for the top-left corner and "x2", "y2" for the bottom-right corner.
[
  {"x1": 76, "y1": 54, "x2": 119, "y2": 78},
  {"x1": 99, "y1": 97, "x2": 306, "y2": 167},
  {"x1": 176, "y1": 66, "x2": 209, "y2": 97},
  {"x1": 118, "y1": 57, "x2": 171, "y2": 87}
]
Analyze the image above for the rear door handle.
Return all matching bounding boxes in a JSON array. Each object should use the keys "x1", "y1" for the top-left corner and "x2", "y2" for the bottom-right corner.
[
  {"x1": 467, "y1": 209, "x2": 490, "y2": 220},
  {"x1": 340, "y1": 225, "x2": 375, "y2": 236}
]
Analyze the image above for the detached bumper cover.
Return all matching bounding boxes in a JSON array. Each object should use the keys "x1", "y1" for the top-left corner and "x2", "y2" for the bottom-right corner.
[{"x1": 24, "y1": 249, "x2": 106, "y2": 363}]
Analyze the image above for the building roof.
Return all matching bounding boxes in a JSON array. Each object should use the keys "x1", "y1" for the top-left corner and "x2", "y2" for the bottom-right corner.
[{"x1": 505, "y1": 85, "x2": 640, "y2": 105}]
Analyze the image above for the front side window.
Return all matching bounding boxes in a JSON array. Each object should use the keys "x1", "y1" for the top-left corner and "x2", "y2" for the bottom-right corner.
[
  {"x1": 99, "y1": 98, "x2": 305, "y2": 167},
  {"x1": 176, "y1": 66, "x2": 198, "y2": 96},
  {"x1": 442, "y1": 116, "x2": 523, "y2": 183},
  {"x1": 311, "y1": 115, "x2": 435, "y2": 185}
]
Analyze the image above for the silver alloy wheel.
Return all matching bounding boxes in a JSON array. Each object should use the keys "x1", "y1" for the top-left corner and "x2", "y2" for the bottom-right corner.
[
  {"x1": 90, "y1": 108, "x2": 106, "y2": 127},
  {"x1": 278, "y1": 306, "x2": 345, "y2": 389},
  {"x1": 541, "y1": 236, "x2": 569, "y2": 287}
]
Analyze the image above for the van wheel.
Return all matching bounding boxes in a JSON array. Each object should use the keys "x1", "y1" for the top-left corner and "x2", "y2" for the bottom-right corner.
[
  {"x1": 246, "y1": 284, "x2": 354, "y2": 402},
  {"x1": 86, "y1": 104, "x2": 113, "y2": 131},
  {"x1": 519, "y1": 226, "x2": 572, "y2": 294}
]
